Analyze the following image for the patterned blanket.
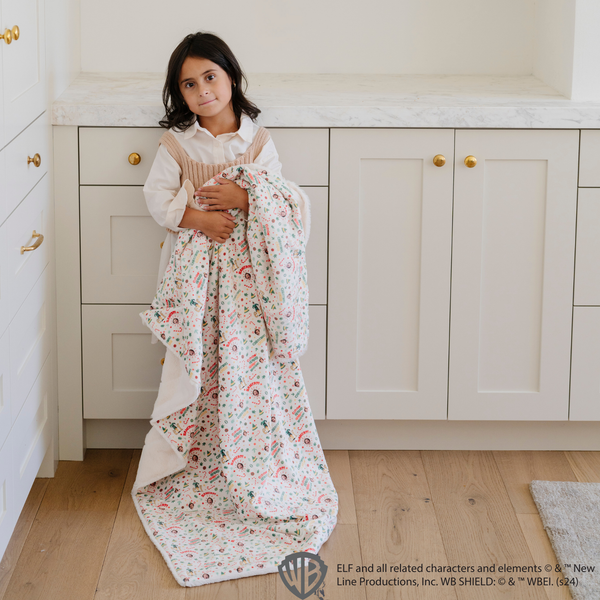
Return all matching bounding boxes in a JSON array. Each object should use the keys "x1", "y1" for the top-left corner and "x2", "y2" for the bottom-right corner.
[{"x1": 131, "y1": 164, "x2": 338, "y2": 587}]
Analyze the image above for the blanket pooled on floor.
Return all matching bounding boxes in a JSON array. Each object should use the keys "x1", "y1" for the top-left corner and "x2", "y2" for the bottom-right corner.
[{"x1": 131, "y1": 164, "x2": 338, "y2": 587}]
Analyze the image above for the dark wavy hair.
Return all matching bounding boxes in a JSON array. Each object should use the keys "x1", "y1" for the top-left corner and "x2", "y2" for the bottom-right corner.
[{"x1": 159, "y1": 32, "x2": 261, "y2": 132}]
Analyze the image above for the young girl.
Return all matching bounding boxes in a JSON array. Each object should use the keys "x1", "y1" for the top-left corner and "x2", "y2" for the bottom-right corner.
[
  {"x1": 134, "y1": 32, "x2": 336, "y2": 588},
  {"x1": 143, "y1": 31, "x2": 309, "y2": 300}
]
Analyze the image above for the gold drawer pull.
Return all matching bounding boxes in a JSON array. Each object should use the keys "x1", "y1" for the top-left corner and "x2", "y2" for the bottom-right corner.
[
  {"x1": 21, "y1": 230, "x2": 44, "y2": 254},
  {"x1": 433, "y1": 154, "x2": 446, "y2": 167},
  {"x1": 27, "y1": 153, "x2": 41, "y2": 167},
  {"x1": 160, "y1": 241, "x2": 164, "y2": 249},
  {"x1": 464, "y1": 155, "x2": 477, "y2": 168},
  {"x1": 160, "y1": 357, "x2": 165, "y2": 365},
  {"x1": 128, "y1": 153, "x2": 141, "y2": 165},
  {"x1": 1, "y1": 25, "x2": 19, "y2": 44}
]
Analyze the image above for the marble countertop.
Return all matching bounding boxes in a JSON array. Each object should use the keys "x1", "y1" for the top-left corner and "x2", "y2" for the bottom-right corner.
[{"x1": 52, "y1": 72, "x2": 600, "y2": 128}]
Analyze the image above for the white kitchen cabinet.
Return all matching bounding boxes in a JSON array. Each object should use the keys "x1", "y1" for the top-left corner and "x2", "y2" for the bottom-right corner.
[
  {"x1": 328, "y1": 128, "x2": 455, "y2": 420},
  {"x1": 69, "y1": 127, "x2": 329, "y2": 427},
  {"x1": 0, "y1": 0, "x2": 46, "y2": 147},
  {"x1": 328, "y1": 128, "x2": 579, "y2": 422},
  {"x1": 449, "y1": 129, "x2": 579, "y2": 420}
]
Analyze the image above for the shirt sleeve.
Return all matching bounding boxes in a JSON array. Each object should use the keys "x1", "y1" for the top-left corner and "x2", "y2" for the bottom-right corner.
[
  {"x1": 253, "y1": 137, "x2": 284, "y2": 177},
  {"x1": 143, "y1": 143, "x2": 194, "y2": 232}
]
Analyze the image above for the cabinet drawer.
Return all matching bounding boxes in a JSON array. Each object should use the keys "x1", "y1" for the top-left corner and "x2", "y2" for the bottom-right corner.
[
  {"x1": 570, "y1": 307, "x2": 600, "y2": 420},
  {"x1": 0, "y1": 148, "x2": 6, "y2": 225},
  {"x1": 82, "y1": 304, "x2": 327, "y2": 420},
  {"x1": 82, "y1": 304, "x2": 166, "y2": 418},
  {"x1": 0, "y1": 329, "x2": 11, "y2": 450},
  {"x1": 6, "y1": 175, "x2": 50, "y2": 319},
  {"x1": 80, "y1": 186, "x2": 165, "y2": 303},
  {"x1": 267, "y1": 128, "x2": 328, "y2": 186},
  {"x1": 574, "y1": 188, "x2": 600, "y2": 305},
  {"x1": 8, "y1": 351, "x2": 52, "y2": 513},
  {"x1": 580, "y1": 130, "x2": 600, "y2": 187},
  {"x1": 4, "y1": 113, "x2": 50, "y2": 218},
  {"x1": 79, "y1": 127, "x2": 164, "y2": 185},
  {"x1": 304, "y1": 187, "x2": 328, "y2": 305},
  {"x1": 81, "y1": 185, "x2": 328, "y2": 305},
  {"x1": 0, "y1": 220, "x2": 9, "y2": 337},
  {"x1": 9, "y1": 266, "x2": 53, "y2": 423}
]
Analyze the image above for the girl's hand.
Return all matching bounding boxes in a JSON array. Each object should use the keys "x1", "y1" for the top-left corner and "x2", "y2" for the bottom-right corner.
[
  {"x1": 200, "y1": 210, "x2": 237, "y2": 244},
  {"x1": 195, "y1": 176, "x2": 249, "y2": 213}
]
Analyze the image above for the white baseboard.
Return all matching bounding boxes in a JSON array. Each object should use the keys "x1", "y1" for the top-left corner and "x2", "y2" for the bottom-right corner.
[{"x1": 83, "y1": 418, "x2": 600, "y2": 452}]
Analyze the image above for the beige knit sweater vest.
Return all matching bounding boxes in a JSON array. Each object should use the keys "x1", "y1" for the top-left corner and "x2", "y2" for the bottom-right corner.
[{"x1": 159, "y1": 125, "x2": 271, "y2": 234}]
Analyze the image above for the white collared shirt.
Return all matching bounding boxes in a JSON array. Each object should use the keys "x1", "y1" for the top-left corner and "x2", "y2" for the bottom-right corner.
[{"x1": 143, "y1": 112, "x2": 284, "y2": 233}]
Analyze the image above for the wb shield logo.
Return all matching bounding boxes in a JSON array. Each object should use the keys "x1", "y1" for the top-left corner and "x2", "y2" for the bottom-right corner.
[{"x1": 278, "y1": 551, "x2": 327, "y2": 599}]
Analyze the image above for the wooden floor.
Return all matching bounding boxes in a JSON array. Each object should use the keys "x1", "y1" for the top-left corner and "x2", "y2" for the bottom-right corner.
[{"x1": 1, "y1": 449, "x2": 598, "y2": 600}]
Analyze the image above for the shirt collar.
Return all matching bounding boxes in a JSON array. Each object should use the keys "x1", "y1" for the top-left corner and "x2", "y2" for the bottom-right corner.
[{"x1": 183, "y1": 112, "x2": 254, "y2": 142}]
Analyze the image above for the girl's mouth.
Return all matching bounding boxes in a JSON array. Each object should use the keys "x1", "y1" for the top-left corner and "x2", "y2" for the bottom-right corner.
[{"x1": 201, "y1": 99, "x2": 215, "y2": 105}]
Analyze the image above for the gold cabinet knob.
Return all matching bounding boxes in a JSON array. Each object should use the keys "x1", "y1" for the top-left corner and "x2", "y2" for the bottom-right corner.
[
  {"x1": 464, "y1": 155, "x2": 477, "y2": 168},
  {"x1": 27, "y1": 153, "x2": 41, "y2": 168},
  {"x1": 128, "y1": 152, "x2": 141, "y2": 165},
  {"x1": 433, "y1": 154, "x2": 446, "y2": 167},
  {"x1": 1, "y1": 28, "x2": 12, "y2": 44},
  {"x1": 160, "y1": 241, "x2": 164, "y2": 249},
  {"x1": 160, "y1": 357, "x2": 165, "y2": 365},
  {"x1": 21, "y1": 230, "x2": 44, "y2": 254},
  {"x1": 11, "y1": 25, "x2": 19, "y2": 40}
]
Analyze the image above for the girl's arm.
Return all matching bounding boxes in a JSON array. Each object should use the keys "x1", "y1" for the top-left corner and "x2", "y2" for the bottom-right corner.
[
  {"x1": 143, "y1": 144, "x2": 205, "y2": 231},
  {"x1": 254, "y1": 138, "x2": 311, "y2": 243}
]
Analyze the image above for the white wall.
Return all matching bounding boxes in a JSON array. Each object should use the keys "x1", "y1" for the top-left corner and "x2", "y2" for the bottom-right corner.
[
  {"x1": 571, "y1": 0, "x2": 600, "y2": 101},
  {"x1": 80, "y1": 0, "x2": 537, "y2": 75},
  {"x1": 46, "y1": 0, "x2": 80, "y2": 101}
]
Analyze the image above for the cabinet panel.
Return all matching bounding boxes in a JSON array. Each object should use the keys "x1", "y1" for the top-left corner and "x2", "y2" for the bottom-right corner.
[
  {"x1": 574, "y1": 188, "x2": 600, "y2": 306},
  {"x1": 570, "y1": 307, "x2": 600, "y2": 421},
  {"x1": 0, "y1": 434, "x2": 17, "y2": 561},
  {"x1": 82, "y1": 304, "x2": 166, "y2": 419},
  {"x1": 9, "y1": 265, "x2": 52, "y2": 422},
  {"x1": 80, "y1": 186, "x2": 165, "y2": 304},
  {"x1": 327, "y1": 128, "x2": 455, "y2": 420},
  {"x1": 8, "y1": 349, "x2": 52, "y2": 512},
  {"x1": 579, "y1": 130, "x2": 600, "y2": 187},
  {"x1": 4, "y1": 111, "x2": 49, "y2": 218},
  {"x1": 1, "y1": 0, "x2": 46, "y2": 144},
  {"x1": 0, "y1": 147, "x2": 6, "y2": 222},
  {"x1": 267, "y1": 128, "x2": 328, "y2": 186},
  {"x1": 5, "y1": 174, "x2": 50, "y2": 318},
  {"x1": 449, "y1": 129, "x2": 579, "y2": 420},
  {"x1": 79, "y1": 127, "x2": 164, "y2": 185}
]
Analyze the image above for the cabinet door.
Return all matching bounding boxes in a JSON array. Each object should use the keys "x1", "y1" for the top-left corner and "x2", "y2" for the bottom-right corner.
[
  {"x1": 449, "y1": 129, "x2": 579, "y2": 420},
  {"x1": 1, "y1": 0, "x2": 46, "y2": 145},
  {"x1": 328, "y1": 129, "x2": 455, "y2": 420}
]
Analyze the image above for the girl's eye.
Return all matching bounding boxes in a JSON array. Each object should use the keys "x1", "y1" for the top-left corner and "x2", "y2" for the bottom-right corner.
[
  {"x1": 185, "y1": 82, "x2": 194, "y2": 88},
  {"x1": 207, "y1": 75, "x2": 215, "y2": 81}
]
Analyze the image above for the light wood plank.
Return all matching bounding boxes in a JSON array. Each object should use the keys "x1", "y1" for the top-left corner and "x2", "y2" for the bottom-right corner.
[
  {"x1": 564, "y1": 451, "x2": 600, "y2": 482},
  {"x1": 516, "y1": 514, "x2": 572, "y2": 600},
  {"x1": 95, "y1": 450, "x2": 185, "y2": 600},
  {"x1": 0, "y1": 480, "x2": 48, "y2": 600},
  {"x1": 421, "y1": 450, "x2": 546, "y2": 599},
  {"x1": 350, "y1": 450, "x2": 456, "y2": 599},
  {"x1": 493, "y1": 451, "x2": 577, "y2": 514},
  {"x1": 2, "y1": 449, "x2": 132, "y2": 600}
]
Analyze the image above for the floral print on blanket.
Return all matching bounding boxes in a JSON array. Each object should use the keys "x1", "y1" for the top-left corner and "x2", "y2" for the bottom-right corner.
[{"x1": 132, "y1": 165, "x2": 338, "y2": 587}]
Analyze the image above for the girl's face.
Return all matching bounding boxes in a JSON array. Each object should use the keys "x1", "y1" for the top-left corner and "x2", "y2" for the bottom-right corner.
[{"x1": 178, "y1": 56, "x2": 234, "y2": 124}]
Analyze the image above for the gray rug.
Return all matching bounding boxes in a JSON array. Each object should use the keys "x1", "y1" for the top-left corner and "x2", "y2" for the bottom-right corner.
[{"x1": 530, "y1": 480, "x2": 600, "y2": 599}]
